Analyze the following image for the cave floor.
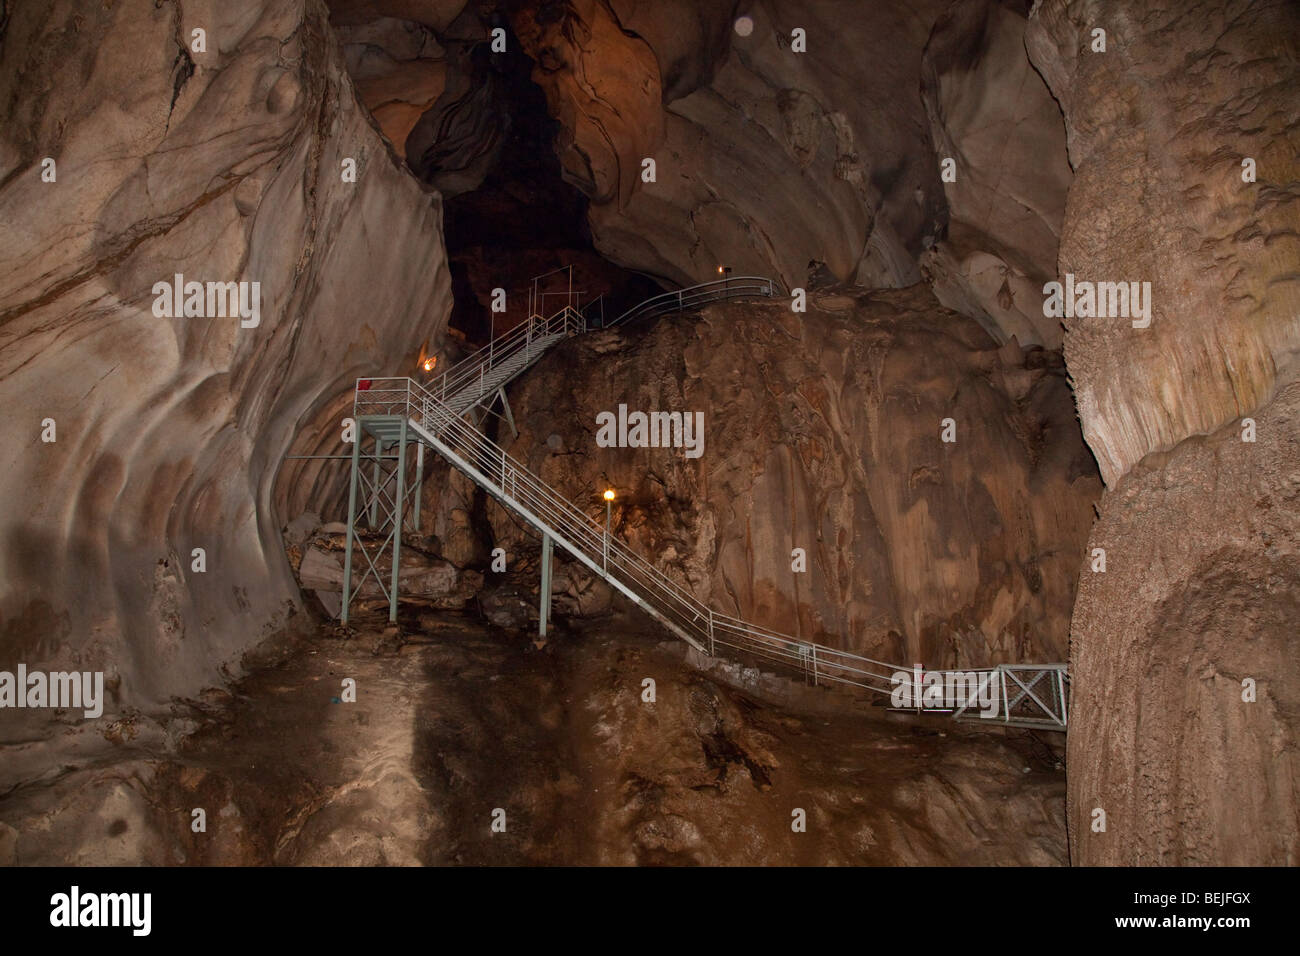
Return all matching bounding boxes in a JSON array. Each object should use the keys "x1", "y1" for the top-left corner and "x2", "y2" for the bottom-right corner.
[
  {"x1": 1, "y1": 610, "x2": 1068, "y2": 865},
  {"x1": 137, "y1": 609, "x2": 1068, "y2": 865}
]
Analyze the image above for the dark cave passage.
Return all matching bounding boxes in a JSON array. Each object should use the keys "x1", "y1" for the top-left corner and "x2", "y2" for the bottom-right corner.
[{"x1": 407, "y1": 18, "x2": 663, "y2": 348}]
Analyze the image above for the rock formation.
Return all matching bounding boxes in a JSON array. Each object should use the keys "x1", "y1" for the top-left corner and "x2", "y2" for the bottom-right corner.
[
  {"x1": 1025, "y1": 0, "x2": 1300, "y2": 864},
  {"x1": 508, "y1": 0, "x2": 952, "y2": 292},
  {"x1": 1027, "y1": 0, "x2": 1300, "y2": 487},
  {"x1": 0, "y1": 0, "x2": 452, "y2": 760},
  {"x1": 920, "y1": 0, "x2": 1073, "y2": 348},
  {"x1": 0, "y1": 614, "x2": 1067, "y2": 865},
  {"x1": 431, "y1": 287, "x2": 1100, "y2": 669},
  {"x1": 331, "y1": 15, "x2": 449, "y2": 159}
]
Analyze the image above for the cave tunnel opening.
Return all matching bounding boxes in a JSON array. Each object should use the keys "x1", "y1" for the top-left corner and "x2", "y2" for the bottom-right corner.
[
  {"x1": 405, "y1": 16, "x2": 664, "y2": 351},
  {"x1": 278, "y1": 5, "x2": 674, "y2": 543}
]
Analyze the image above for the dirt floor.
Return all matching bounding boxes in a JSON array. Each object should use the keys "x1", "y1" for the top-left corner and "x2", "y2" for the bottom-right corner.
[{"x1": 0, "y1": 607, "x2": 1067, "y2": 865}]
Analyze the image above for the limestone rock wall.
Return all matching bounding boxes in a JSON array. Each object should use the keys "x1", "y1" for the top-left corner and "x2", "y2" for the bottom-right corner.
[
  {"x1": 1067, "y1": 382, "x2": 1300, "y2": 864},
  {"x1": 1026, "y1": 0, "x2": 1300, "y2": 486},
  {"x1": 0, "y1": 0, "x2": 453, "y2": 746},
  {"x1": 332, "y1": 15, "x2": 449, "y2": 158},
  {"x1": 509, "y1": 0, "x2": 952, "y2": 293},
  {"x1": 443, "y1": 288, "x2": 1100, "y2": 668},
  {"x1": 920, "y1": 0, "x2": 1073, "y2": 348},
  {"x1": 1025, "y1": 0, "x2": 1300, "y2": 864}
]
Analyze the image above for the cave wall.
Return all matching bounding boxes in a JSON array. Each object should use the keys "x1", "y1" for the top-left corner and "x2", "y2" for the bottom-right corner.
[
  {"x1": 0, "y1": 0, "x2": 452, "y2": 747},
  {"x1": 1025, "y1": 0, "x2": 1300, "y2": 863},
  {"x1": 332, "y1": 15, "x2": 449, "y2": 158},
  {"x1": 1027, "y1": 0, "x2": 1300, "y2": 486},
  {"x1": 442, "y1": 288, "x2": 1099, "y2": 668},
  {"x1": 1067, "y1": 382, "x2": 1300, "y2": 864},
  {"x1": 919, "y1": 0, "x2": 1072, "y2": 348},
  {"x1": 509, "y1": 0, "x2": 952, "y2": 293}
]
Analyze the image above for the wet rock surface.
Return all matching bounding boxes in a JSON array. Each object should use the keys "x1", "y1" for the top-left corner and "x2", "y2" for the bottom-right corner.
[{"x1": 0, "y1": 612, "x2": 1066, "y2": 865}]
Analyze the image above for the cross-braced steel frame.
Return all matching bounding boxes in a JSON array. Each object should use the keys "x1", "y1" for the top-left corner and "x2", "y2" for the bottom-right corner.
[{"x1": 341, "y1": 415, "x2": 425, "y2": 624}]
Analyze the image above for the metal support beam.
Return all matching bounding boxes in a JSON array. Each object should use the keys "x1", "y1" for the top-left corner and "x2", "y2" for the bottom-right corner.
[
  {"x1": 496, "y1": 387, "x2": 518, "y2": 441},
  {"x1": 341, "y1": 431, "x2": 363, "y2": 625},
  {"x1": 539, "y1": 533, "x2": 553, "y2": 638},
  {"x1": 388, "y1": 418, "x2": 408, "y2": 623},
  {"x1": 413, "y1": 441, "x2": 425, "y2": 532},
  {"x1": 369, "y1": 435, "x2": 383, "y2": 528},
  {"x1": 340, "y1": 416, "x2": 418, "y2": 626}
]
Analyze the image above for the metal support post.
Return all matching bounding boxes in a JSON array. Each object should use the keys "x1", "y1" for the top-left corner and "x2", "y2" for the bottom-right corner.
[
  {"x1": 387, "y1": 418, "x2": 408, "y2": 623},
  {"x1": 413, "y1": 441, "x2": 424, "y2": 532},
  {"x1": 496, "y1": 387, "x2": 518, "y2": 441},
  {"x1": 603, "y1": 497, "x2": 612, "y2": 571},
  {"x1": 368, "y1": 435, "x2": 383, "y2": 527},
  {"x1": 539, "y1": 534, "x2": 553, "y2": 639},
  {"x1": 341, "y1": 425, "x2": 363, "y2": 624}
]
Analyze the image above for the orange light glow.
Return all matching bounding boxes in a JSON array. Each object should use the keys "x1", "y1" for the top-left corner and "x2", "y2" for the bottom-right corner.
[
  {"x1": 422, "y1": 357, "x2": 436, "y2": 372},
  {"x1": 603, "y1": 489, "x2": 615, "y2": 501}
]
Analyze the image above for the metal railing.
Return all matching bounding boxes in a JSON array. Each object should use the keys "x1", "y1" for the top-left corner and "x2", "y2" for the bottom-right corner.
[
  {"x1": 420, "y1": 275, "x2": 779, "y2": 418},
  {"x1": 422, "y1": 305, "x2": 584, "y2": 414},
  {"x1": 352, "y1": 377, "x2": 1069, "y2": 729},
  {"x1": 346, "y1": 268, "x2": 1069, "y2": 730},
  {"x1": 602, "y1": 275, "x2": 778, "y2": 328},
  {"x1": 948, "y1": 664, "x2": 1070, "y2": 729}
]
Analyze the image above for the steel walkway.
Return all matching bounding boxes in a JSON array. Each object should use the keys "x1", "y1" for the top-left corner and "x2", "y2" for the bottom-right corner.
[{"x1": 339, "y1": 275, "x2": 1069, "y2": 731}]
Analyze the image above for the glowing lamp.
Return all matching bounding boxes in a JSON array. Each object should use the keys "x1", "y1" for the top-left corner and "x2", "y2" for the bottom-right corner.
[{"x1": 603, "y1": 489, "x2": 616, "y2": 501}]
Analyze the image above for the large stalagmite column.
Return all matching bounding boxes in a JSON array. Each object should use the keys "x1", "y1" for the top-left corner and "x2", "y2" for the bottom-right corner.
[{"x1": 1027, "y1": 0, "x2": 1300, "y2": 864}]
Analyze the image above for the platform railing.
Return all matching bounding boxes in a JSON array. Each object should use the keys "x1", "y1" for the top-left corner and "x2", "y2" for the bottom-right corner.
[
  {"x1": 352, "y1": 376, "x2": 1069, "y2": 729},
  {"x1": 424, "y1": 306, "x2": 584, "y2": 413},
  {"x1": 604, "y1": 276, "x2": 778, "y2": 327}
]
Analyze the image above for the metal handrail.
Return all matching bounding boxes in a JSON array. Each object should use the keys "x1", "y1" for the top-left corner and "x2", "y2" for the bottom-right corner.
[
  {"x1": 423, "y1": 275, "x2": 779, "y2": 415},
  {"x1": 358, "y1": 376, "x2": 922, "y2": 695},
  {"x1": 346, "y1": 267, "x2": 1071, "y2": 728},
  {"x1": 427, "y1": 306, "x2": 583, "y2": 410},
  {"x1": 607, "y1": 276, "x2": 778, "y2": 327},
  {"x1": 351, "y1": 376, "x2": 1070, "y2": 727}
]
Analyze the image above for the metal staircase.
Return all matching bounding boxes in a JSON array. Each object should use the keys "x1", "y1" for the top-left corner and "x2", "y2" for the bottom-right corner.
[
  {"x1": 425, "y1": 306, "x2": 581, "y2": 418},
  {"x1": 338, "y1": 274, "x2": 1069, "y2": 731},
  {"x1": 419, "y1": 273, "x2": 781, "y2": 424}
]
